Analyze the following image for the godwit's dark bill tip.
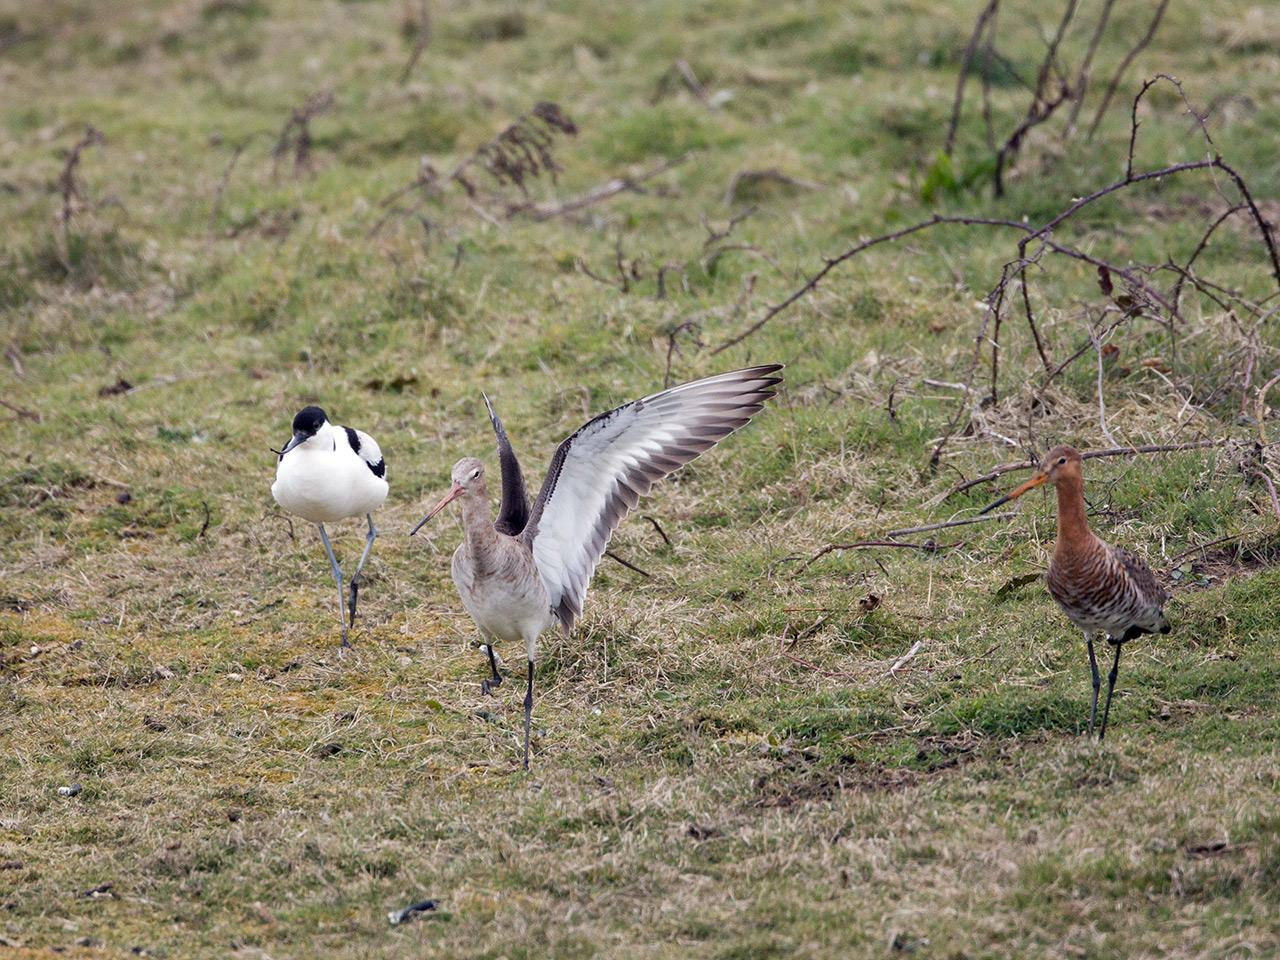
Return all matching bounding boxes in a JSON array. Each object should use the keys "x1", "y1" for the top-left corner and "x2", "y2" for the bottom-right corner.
[{"x1": 978, "y1": 494, "x2": 1012, "y2": 515}]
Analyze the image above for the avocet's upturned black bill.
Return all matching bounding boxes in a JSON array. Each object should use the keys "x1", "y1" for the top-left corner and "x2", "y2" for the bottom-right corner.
[{"x1": 271, "y1": 406, "x2": 388, "y2": 647}]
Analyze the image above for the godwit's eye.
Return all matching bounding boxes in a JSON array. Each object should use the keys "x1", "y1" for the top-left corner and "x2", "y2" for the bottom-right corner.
[
  {"x1": 470, "y1": 468, "x2": 481, "y2": 480},
  {"x1": 1057, "y1": 457, "x2": 1067, "y2": 465}
]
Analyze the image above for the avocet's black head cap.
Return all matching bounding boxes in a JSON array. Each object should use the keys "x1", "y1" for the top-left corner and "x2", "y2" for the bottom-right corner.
[
  {"x1": 274, "y1": 406, "x2": 329, "y2": 459},
  {"x1": 292, "y1": 406, "x2": 328, "y2": 436}
]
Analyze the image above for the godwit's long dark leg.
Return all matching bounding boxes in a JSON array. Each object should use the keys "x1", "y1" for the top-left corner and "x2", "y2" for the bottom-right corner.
[
  {"x1": 480, "y1": 636, "x2": 503, "y2": 695},
  {"x1": 347, "y1": 513, "x2": 378, "y2": 628},
  {"x1": 1098, "y1": 642, "x2": 1123, "y2": 741},
  {"x1": 522, "y1": 659, "x2": 534, "y2": 771},
  {"x1": 1086, "y1": 632, "x2": 1102, "y2": 737},
  {"x1": 316, "y1": 524, "x2": 350, "y2": 648}
]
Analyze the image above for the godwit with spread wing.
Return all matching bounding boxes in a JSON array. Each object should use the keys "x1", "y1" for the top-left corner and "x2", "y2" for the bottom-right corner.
[
  {"x1": 272, "y1": 406, "x2": 388, "y2": 647},
  {"x1": 411, "y1": 365, "x2": 783, "y2": 768},
  {"x1": 981, "y1": 445, "x2": 1170, "y2": 739}
]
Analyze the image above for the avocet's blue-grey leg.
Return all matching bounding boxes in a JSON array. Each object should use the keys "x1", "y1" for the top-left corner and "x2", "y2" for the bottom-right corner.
[
  {"x1": 316, "y1": 523, "x2": 349, "y2": 647},
  {"x1": 348, "y1": 513, "x2": 378, "y2": 628}
]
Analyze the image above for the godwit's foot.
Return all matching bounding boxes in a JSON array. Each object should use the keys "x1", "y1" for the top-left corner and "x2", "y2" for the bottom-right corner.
[{"x1": 481, "y1": 643, "x2": 504, "y2": 695}]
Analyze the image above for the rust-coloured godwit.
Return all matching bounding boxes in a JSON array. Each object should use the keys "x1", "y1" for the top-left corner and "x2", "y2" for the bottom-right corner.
[
  {"x1": 410, "y1": 365, "x2": 783, "y2": 768},
  {"x1": 980, "y1": 445, "x2": 1170, "y2": 739}
]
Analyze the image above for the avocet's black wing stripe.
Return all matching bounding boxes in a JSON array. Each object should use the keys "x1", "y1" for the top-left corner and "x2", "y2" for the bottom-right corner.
[{"x1": 344, "y1": 426, "x2": 387, "y2": 479}]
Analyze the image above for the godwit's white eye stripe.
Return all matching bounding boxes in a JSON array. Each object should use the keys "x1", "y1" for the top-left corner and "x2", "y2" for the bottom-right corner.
[{"x1": 521, "y1": 364, "x2": 783, "y2": 633}]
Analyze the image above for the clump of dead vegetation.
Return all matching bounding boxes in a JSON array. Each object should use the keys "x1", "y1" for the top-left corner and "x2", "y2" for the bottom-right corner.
[
  {"x1": 371, "y1": 100, "x2": 693, "y2": 238},
  {"x1": 941, "y1": 0, "x2": 1173, "y2": 196},
  {"x1": 715, "y1": 72, "x2": 1280, "y2": 499}
]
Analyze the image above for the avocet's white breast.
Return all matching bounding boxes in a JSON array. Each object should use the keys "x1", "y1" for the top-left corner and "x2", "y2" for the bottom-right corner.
[{"x1": 272, "y1": 421, "x2": 388, "y2": 524}]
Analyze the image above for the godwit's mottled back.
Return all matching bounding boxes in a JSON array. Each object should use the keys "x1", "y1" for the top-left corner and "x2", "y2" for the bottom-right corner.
[{"x1": 981, "y1": 445, "x2": 1169, "y2": 739}]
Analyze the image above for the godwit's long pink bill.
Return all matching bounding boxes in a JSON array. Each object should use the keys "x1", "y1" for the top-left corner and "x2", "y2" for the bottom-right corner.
[{"x1": 411, "y1": 365, "x2": 784, "y2": 769}]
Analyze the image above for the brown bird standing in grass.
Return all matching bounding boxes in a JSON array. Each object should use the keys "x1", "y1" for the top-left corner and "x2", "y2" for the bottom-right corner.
[{"x1": 981, "y1": 445, "x2": 1170, "y2": 739}]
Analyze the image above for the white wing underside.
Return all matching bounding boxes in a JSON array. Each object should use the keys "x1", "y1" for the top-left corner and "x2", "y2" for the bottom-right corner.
[{"x1": 522, "y1": 365, "x2": 782, "y2": 634}]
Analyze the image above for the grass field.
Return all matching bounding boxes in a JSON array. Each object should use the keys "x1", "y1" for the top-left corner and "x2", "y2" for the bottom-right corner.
[{"x1": 2, "y1": 1, "x2": 1280, "y2": 957}]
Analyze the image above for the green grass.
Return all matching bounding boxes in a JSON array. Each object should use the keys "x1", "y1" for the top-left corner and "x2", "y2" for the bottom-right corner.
[{"x1": 1, "y1": 0, "x2": 1279, "y2": 956}]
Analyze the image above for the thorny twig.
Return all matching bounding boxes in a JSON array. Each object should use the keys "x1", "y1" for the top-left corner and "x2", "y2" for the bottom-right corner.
[
  {"x1": 652, "y1": 59, "x2": 711, "y2": 107},
  {"x1": 723, "y1": 168, "x2": 821, "y2": 207},
  {"x1": 663, "y1": 319, "x2": 701, "y2": 387},
  {"x1": 989, "y1": 0, "x2": 1081, "y2": 196},
  {"x1": 712, "y1": 214, "x2": 1030, "y2": 355},
  {"x1": 372, "y1": 102, "x2": 578, "y2": 232},
  {"x1": 0, "y1": 398, "x2": 41, "y2": 422},
  {"x1": 655, "y1": 263, "x2": 690, "y2": 300},
  {"x1": 605, "y1": 550, "x2": 651, "y2": 578},
  {"x1": 1171, "y1": 204, "x2": 1246, "y2": 309},
  {"x1": 576, "y1": 235, "x2": 642, "y2": 293},
  {"x1": 1064, "y1": 0, "x2": 1116, "y2": 134},
  {"x1": 5, "y1": 345, "x2": 24, "y2": 379},
  {"x1": 702, "y1": 205, "x2": 757, "y2": 249},
  {"x1": 641, "y1": 514, "x2": 673, "y2": 548},
  {"x1": 721, "y1": 75, "x2": 1280, "y2": 480},
  {"x1": 272, "y1": 90, "x2": 333, "y2": 178},
  {"x1": 398, "y1": 0, "x2": 432, "y2": 85},
  {"x1": 941, "y1": 439, "x2": 1234, "y2": 501},
  {"x1": 944, "y1": 0, "x2": 999, "y2": 157},
  {"x1": 1012, "y1": 257, "x2": 1056, "y2": 372},
  {"x1": 993, "y1": 83, "x2": 1070, "y2": 197},
  {"x1": 1256, "y1": 375, "x2": 1280, "y2": 447},
  {"x1": 798, "y1": 539, "x2": 967, "y2": 573},
  {"x1": 1091, "y1": 324, "x2": 1118, "y2": 446},
  {"x1": 1085, "y1": 0, "x2": 1171, "y2": 141},
  {"x1": 1255, "y1": 470, "x2": 1280, "y2": 520},
  {"x1": 889, "y1": 640, "x2": 924, "y2": 677},
  {"x1": 510, "y1": 153, "x2": 689, "y2": 221},
  {"x1": 209, "y1": 134, "x2": 260, "y2": 233},
  {"x1": 798, "y1": 512, "x2": 1030, "y2": 572},
  {"x1": 55, "y1": 126, "x2": 105, "y2": 271}
]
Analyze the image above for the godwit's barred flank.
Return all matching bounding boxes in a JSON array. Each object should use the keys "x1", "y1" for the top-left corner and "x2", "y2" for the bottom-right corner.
[
  {"x1": 271, "y1": 406, "x2": 388, "y2": 647},
  {"x1": 411, "y1": 365, "x2": 784, "y2": 769},
  {"x1": 980, "y1": 444, "x2": 1169, "y2": 739}
]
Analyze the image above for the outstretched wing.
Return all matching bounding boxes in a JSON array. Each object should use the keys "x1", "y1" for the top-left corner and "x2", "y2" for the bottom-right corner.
[
  {"x1": 343, "y1": 427, "x2": 387, "y2": 479},
  {"x1": 484, "y1": 393, "x2": 530, "y2": 536},
  {"x1": 521, "y1": 364, "x2": 783, "y2": 634}
]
